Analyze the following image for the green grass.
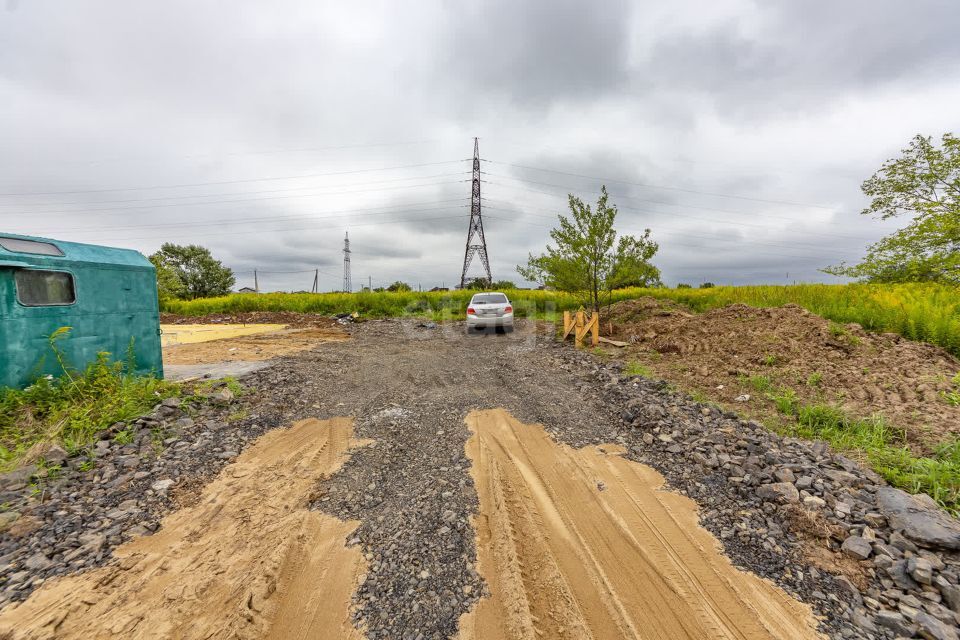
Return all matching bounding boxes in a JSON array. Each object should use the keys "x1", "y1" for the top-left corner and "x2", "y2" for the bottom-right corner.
[
  {"x1": 624, "y1": 361, "x2": 653, "y2": 377},
  {"x1": 738, "y1": 373, "x2": 774, "y2": 394},
  {"x1": 0, "y1": 349, "x2": 178, "y2": 470},
  {"x1": 806, "y1": 372, "x2": 823, "y2": 388},
  {"x1": 943, "y1": 373, "x2": 960, "y2": 407},
  {"x1": 162, "y1": 282, "x2": 960, "y2": 355},
  {"x1": 774, "y1": 400, "x2": 960, "y2": 514}
]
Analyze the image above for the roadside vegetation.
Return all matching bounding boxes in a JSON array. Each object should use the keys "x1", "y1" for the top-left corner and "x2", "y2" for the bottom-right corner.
[
  {"x1": 0, "y1": 329, "x2": 177, "y2": 470},
  {"x1": 162, "y1": 281, "x2": 960, "y2": 355},
  {"x1": 771, "y1": 399, "x2": 960, "y2": 515}
]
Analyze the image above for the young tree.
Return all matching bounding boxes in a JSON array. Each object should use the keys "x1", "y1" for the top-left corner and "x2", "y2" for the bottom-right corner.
[
  {"x1": 150, "y1": 244, "x2": 235, "y2": 299},
  {"x1": 517, "y1": 186, "x2": 661, "y2": 310},
  {"x1": 491, "y1": 279, "x2": 516, "y2": 290},
  {"x1": 824, "y1": 133, "x2": 959, "y2": 285}
]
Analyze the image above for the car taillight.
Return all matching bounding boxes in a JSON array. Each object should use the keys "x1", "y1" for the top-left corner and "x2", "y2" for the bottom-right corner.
[
  {"x1": 504, "y1": 305, "x2": 512, "y2": 313},
  {"x1": 467, "y1": 307, "x2": 476, "y2": 315}
]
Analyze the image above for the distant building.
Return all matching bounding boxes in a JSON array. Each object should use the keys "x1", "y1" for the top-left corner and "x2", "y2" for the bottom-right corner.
[
  {"x1": 430, "y1": 286, "x2": 449, "y2": 292},
  {"x1": 237, "y1": 286, "x2": 257, "y2": 294}
]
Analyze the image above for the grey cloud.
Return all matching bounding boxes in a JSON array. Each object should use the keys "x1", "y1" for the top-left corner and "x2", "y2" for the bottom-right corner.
[{"x1": 0, "y1": 1, "x2": 956, "y2": 292}]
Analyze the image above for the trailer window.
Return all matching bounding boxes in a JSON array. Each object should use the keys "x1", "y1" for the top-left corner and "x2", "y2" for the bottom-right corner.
[
  {"x1": 0, "y1": 237, "x2": 64, "y2": 256},
  {"x1": 15, "y1": 270, "x2": 76, "y2": 306}
]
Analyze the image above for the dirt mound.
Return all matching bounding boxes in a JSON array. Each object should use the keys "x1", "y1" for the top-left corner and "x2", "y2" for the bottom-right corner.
[
  {"x1": 459, "y1": 409, "x2": 822, "y2": 639},
  {"x1": 160, "y1": 311, "x2": 338, "y2": 328},
  {"x1": 0, "y1": 418, "x2": 367, "y2": 640},
  {"x1": 606, "y1": 298, "x2": 960, "y2": 449}
]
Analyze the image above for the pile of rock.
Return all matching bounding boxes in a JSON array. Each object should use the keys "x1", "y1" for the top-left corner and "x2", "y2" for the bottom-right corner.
[
  {"x1": 577, "y1": 352, "x2": 960, "y2": 640},
  {"x1": 0, "y1": 383, "x2": 256, "y2": 607}
]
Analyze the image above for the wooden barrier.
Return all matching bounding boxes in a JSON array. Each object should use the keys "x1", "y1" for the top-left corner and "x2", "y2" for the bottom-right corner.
[{"x1": 562, "y1": 308, "x2": 599, "y2": 348}]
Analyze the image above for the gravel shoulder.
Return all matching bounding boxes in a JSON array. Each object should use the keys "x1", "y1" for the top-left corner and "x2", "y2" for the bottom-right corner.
[{"x1": 3, "y1": 318, "x2": 960, "y2": 639}]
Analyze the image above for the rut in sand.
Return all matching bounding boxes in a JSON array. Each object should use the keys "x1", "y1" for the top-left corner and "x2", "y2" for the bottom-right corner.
[
  {"x1": 0, "y1": 418, "x2": 366, "y2": 640},
  {"x1": 458, "y1": 408, "x2": 823, "y2": 640}
]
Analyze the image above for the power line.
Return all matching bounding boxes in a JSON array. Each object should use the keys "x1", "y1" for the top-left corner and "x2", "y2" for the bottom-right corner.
[
  {"x1": 482, "y1": 172, "x2": 855, "y2": 227},
  {"x1": 15, "y1": 201, "x2": 468, "y2": 235},
  {"x1": 0, "y1": 171, "x2": 470, "y2": 209},
  {"x1": 0, "y1": 159, "x2": 469, "y2": 197},
  {"x1": 95, "y1": 213, "x2": 471, "y2": 243},
  {"x1": 481, "y1": 214, "x2": 855, "y2": 263},
  {"x1": 1, "y1": 138, "x2": 447, "y2": 168},
  {"x1": 481, "y1": 198, "x2": 875, "y2": 243},
  {"x1": 483, "y1": 159, "x2": 833, "y2": 210},
  {"x1": 481, "y1": 205, "x2": 859, "y2": 257},
  {"x1": 481, "y1": 182, "x2": 874, "y2": 242},
  {"x1": 22, "y1": 200, "x2": 467, "y2": 235},
  {"x1": 12, "y1": 179, "x2": 469, "y2": 218}
]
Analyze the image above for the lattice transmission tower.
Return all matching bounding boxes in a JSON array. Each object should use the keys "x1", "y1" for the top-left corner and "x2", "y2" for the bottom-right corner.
[
  {"x1": 342, "y1": 231, "x2": 352, "y2": 293},
  {"x1": 459, "y1": 137, "x2": 491, "y2": 288}
]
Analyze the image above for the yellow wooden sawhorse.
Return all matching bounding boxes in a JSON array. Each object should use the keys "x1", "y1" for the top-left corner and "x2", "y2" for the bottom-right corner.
[{"x1": 562, "y1": 308, "x2": 599, "y2": 348}]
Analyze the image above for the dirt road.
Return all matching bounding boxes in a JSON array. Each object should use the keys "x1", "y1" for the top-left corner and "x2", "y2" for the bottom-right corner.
[
  {"x1": 4, "y1": 318, "x2": 935, "y2": 639},
  {"x1": 460, "y1": 409, "x2": 818, "y2": 639},
  {"x1": 0, "y1": 418, "x2": 367, "y2": 639}
]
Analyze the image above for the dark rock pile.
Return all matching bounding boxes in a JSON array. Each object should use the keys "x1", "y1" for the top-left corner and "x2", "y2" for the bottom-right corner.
[
  {"x1": 561, "y1": 347, "x2": 960, "y2": 640},
  {"x1": 0, "y1": 384, "x2": 264, "y2": 607}
]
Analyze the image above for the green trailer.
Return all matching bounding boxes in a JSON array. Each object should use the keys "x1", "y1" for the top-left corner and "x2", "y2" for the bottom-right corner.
[{"x1": 0, "y1": 233, "x2": 163, "y2": 389}]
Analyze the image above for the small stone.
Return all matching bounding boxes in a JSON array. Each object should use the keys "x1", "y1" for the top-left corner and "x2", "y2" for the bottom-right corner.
[
  {"x1": 877, "y1": 487, "x2": 960, "y2": 550},
  {"x1": 735, "y1": 394, "x2": 750, "y2": 402},
  {"x1": 916, "y1": 611, "x2": 959, "y2": 640},
  {"x1": 151, "y1": 479, "x2": 175, "y2": 492},
  {"x1": 874, "y1": 610, "x2": 916, "y2": 637},
  {"x1": 774, "y1": 468, "x2": 796, "y2": 483},
  {"x1": 887, "y1": 559, "x2": 920, "y2": 590},
  {"x1": 209, "y1": 388, "x2": 235, "y2": 404},
  {"x1": 841, "y1": 535, "x2": 872, "y2": 560},
  {"x1": 756, "y1": 482, "x2": 800, "y2": 504},
  {"x1": 43, "y1": 444, "x2": 69, "y2": 464},
  {"x1": 890, "y1": 530, "x2": 919, "y2": 553},
  {"x1": 909, "y1": 557, "x2": 934, "y2": 585},
  {"x1": 161, "y1": 397, "x2": 182, "y2": 408},
  {"x1": 24, "y1": 552, "x2": 52, "y2": 571}
]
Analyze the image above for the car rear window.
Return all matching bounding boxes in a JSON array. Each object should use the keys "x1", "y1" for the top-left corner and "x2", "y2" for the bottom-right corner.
[
  {"x1": 471, "y1": 293, "x2": 508, "y2": 304},
  {"x1": 15, "y1": 270, "x2": 76, "y2": 306}
]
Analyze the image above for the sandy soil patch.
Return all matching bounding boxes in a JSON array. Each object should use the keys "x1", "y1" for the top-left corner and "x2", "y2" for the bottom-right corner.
[
  {"x1": 605, "y1": 298, "x2": 960, "y2": 449},
  {"x1": 459, "y1": 408, "x2": 823, "y2": 640},
  {"x1": 162, "y1": 326, "x2": 348, "y2": 364},
  {"x1": 0, "y1": 418, "x2": 367, "y2": 640},
  {"x1": 160, "y1": 323, "x2": 287, "y2": 347}
]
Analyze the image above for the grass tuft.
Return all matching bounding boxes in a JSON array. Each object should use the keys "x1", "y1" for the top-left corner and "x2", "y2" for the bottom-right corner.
[
  {"x1": 624, "y1": 361, "x2": 653, "y2": 378},
  {"x1": 775, "y1": 399, "x2": 960, "y2": 514},
  {"x1": 0, "y1": 335, "x2": 178, "y2": 470}
]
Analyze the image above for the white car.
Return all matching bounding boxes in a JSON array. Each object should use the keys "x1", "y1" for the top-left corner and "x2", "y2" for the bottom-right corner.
[{"x1": 466, "y1": 292, "x2": 514, "y2": 332}]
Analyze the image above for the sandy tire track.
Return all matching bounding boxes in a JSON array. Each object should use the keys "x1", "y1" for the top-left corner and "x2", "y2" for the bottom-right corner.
[
  {"x1": 459, "y1": 409, "x2": 823, "y2": 640},
  {"x1": 0, "y1": 418, "x2": 367, "y2": 640}
]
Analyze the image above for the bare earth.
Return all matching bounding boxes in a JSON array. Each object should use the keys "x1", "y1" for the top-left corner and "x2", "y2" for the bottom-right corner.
[
  {"x1": 0, "y1": 418, "x2": 367, "y2": 640},
  {"x1": 162, "y1": 326, "x2": 349, "y2": 365},
  {"x1": 4, "y1": 317, "x2": 932, "y2": 639},
  {"x1": 459, "y1": 408, "x2": 821, "y2": 640},
  {"x1": 606, "y1": 298, "x2": 960, "y2": 450}
]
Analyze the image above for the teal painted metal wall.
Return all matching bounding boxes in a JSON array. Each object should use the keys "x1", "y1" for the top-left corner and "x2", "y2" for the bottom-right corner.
[{"x1": 0, "y1": 233, "x2": 163, "y2": 388}]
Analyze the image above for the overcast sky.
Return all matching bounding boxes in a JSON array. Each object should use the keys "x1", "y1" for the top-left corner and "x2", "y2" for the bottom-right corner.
[{"x1": 2, "y1": 0, "x2": 958, "y2": 291}]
